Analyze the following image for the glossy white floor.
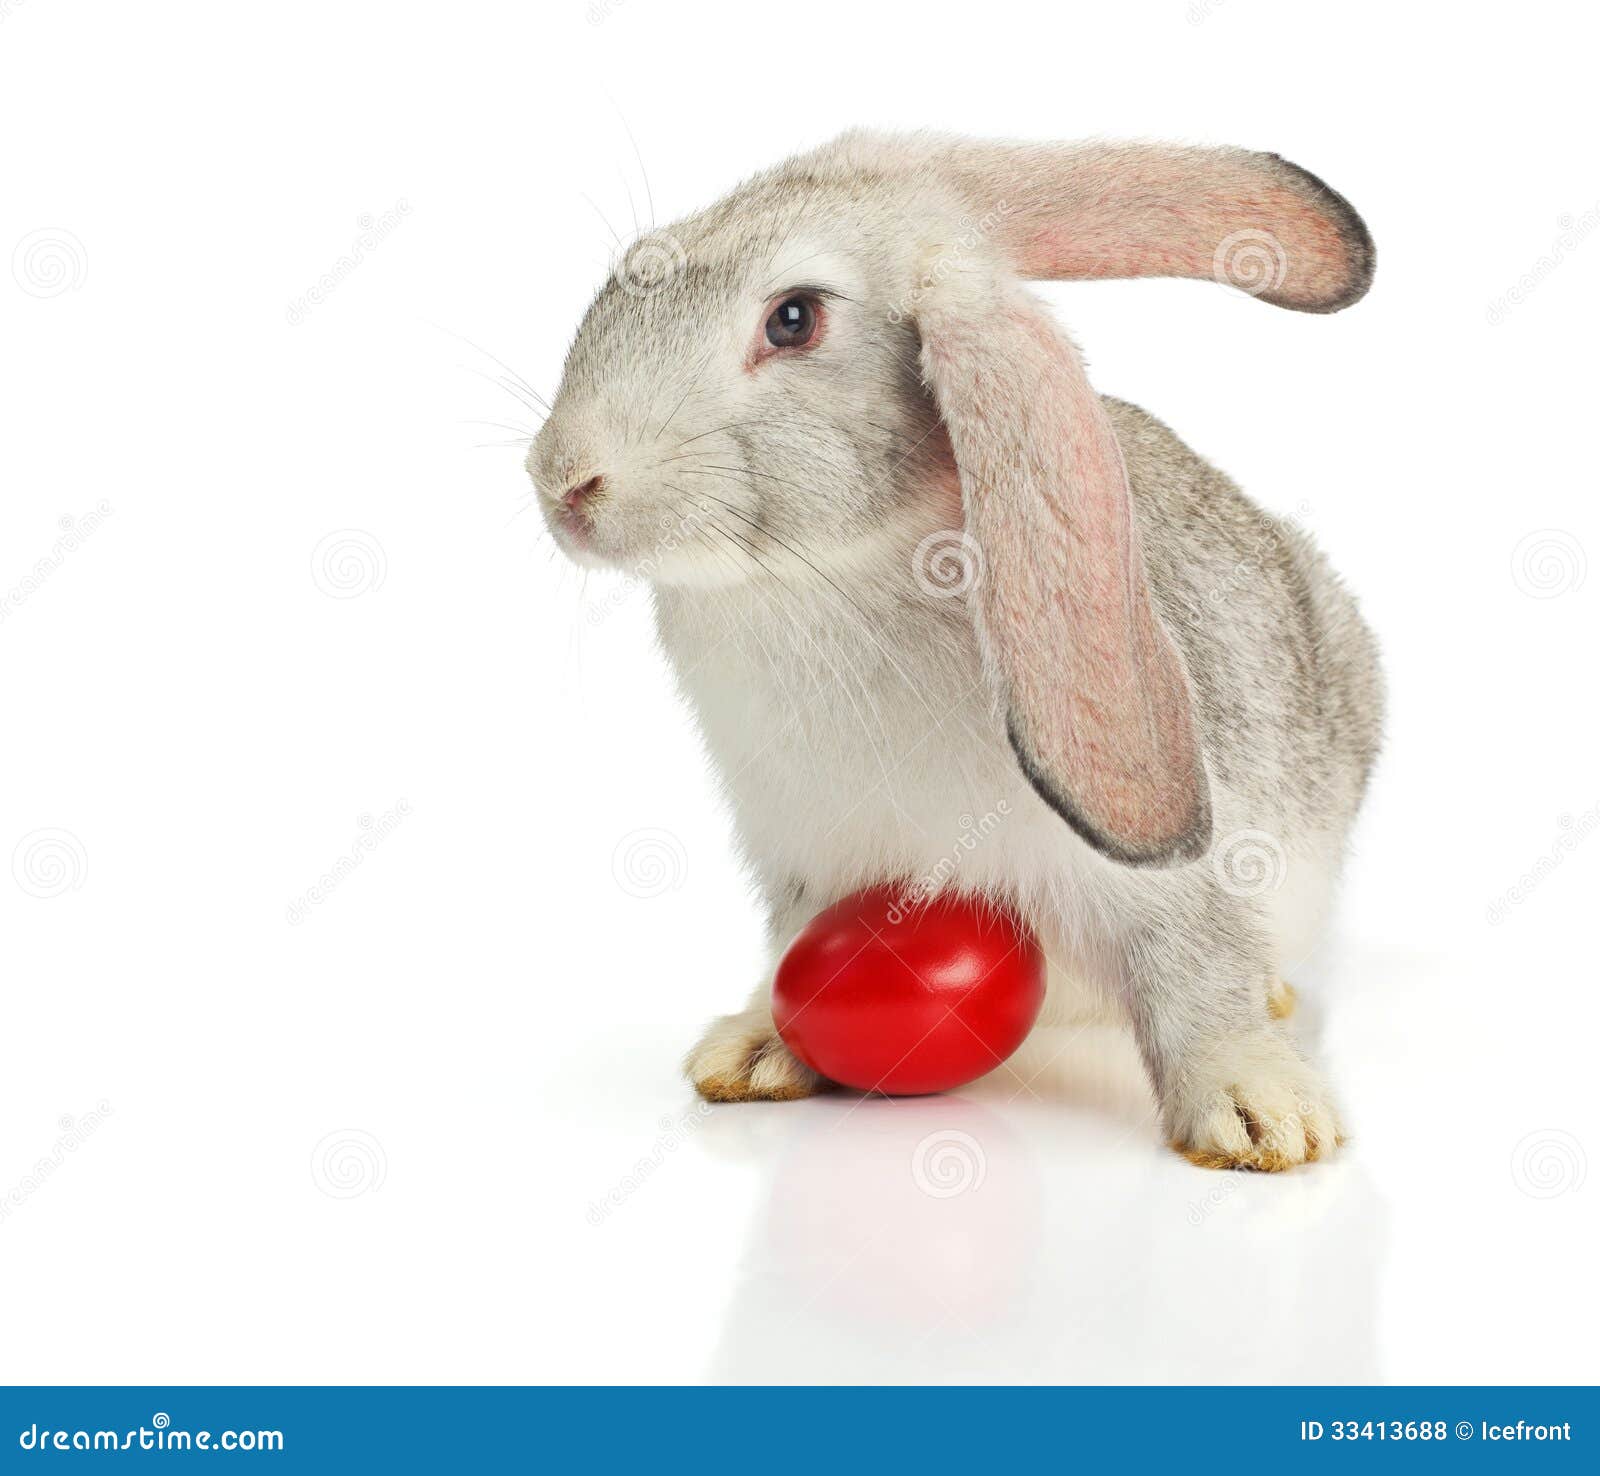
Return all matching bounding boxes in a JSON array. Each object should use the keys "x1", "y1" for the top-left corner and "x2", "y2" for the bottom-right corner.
[
  {"x1": 5, "y1": 878, "x2": 1595, "y2": 1386},
  {"x1": 532, "y1": 919, "x2": 1597, "y2": 1386}
]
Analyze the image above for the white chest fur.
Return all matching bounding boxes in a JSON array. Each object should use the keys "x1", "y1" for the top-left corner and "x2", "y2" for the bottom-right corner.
[{"x1": 654, "y1": 581, "x2": 1099, "y2": 921}]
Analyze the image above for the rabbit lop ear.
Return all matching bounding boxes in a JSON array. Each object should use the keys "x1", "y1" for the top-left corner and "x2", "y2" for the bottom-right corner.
[
  {"x1": 842, "y1": 132, "x2": 1374, "y2": 311},
  {"x1": 919, "y1": 269, "x2": 1211, "y2": 866},
  {"x1": 891, "y1": 137, "x2": 1373, "y2": 864},
  {"x1": 982, "y1": 142, "x2": 1374, "y2": 311}
]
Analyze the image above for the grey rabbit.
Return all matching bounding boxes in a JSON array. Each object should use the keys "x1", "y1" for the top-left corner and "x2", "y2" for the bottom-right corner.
[{"x1": 527, "y1": 131, "x2": 1382, "y2": 1169}]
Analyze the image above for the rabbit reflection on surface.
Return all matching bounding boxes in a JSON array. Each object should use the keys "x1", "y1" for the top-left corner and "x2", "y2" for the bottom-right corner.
[
  {"x1": 697, "y1": 1077, "x2": 1385, "y2": 1383},
  {"x1": 528, "y1": 132, "x2": 1382, "y2": 1170}
]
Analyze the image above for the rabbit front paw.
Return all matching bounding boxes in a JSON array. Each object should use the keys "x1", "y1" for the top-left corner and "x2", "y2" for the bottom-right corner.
[
  {"x1": 685, "y1": 1010, "x2": 822, "y2": 1103},
  {"x1": 1165, "y1": 1030, "x2": 1343, "y2": 1171}
]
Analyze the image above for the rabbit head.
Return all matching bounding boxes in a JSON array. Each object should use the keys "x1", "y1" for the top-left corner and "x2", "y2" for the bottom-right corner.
[
  {"x1": 529, "y1": 131, "x2": 1373, "y2": 867},
  {"x1": 526, "y1": 158, "x2": 962, "y2": 587}
]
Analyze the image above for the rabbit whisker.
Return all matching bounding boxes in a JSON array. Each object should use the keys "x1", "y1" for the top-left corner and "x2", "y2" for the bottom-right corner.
[
  {"x1": 689, "y1": 507, "x2": 905, "y2": 795},
  {"x1": 581, "y1": 191, "x2": 626, "y2": 250},
  {"x1": 461, "y1": 365, "x2": 552, "y2": 423},
  {"x1": 653, "y1": 348, "x2": 717, "y2": 442},
  {"x1": 435, "y1": 325, "x2": 554, "y2": 413}
]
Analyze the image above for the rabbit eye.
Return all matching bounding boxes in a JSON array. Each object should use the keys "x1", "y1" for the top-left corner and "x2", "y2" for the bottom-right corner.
[{"x1": 765, "y1": 295, "x2": 818, "y2": 350}]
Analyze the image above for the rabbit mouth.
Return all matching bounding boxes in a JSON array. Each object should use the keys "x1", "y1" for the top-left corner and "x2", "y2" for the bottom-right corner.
[
  {"x1": 546, "y1": 510, "x2": 624, "y2": 573},
  {"x1": 541, "y1": 499, "x2": 607, "y2": 568},
  {"x1": 541, "y1": 489, "x2": 748, "y2": 587},
  {"x1": 552, "y1": 499, "x2": 597, "y2": 549}
]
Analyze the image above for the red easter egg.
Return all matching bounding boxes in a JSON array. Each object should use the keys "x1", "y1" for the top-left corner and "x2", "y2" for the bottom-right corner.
[{"x1": 772, "y1": 886, "x2": 1046, "y2": 1096}]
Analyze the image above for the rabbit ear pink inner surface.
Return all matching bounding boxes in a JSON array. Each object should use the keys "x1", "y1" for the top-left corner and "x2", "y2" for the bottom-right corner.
[
  {"x1": 919, "y1": 280, "x2": 1212, "y2": 866},
  {"x1": 1002, "y1": 149, "x2": 1370, "y2": 312},
  {"x1": 815, "y1": 133, "x2": 1373, "y2": 313}
]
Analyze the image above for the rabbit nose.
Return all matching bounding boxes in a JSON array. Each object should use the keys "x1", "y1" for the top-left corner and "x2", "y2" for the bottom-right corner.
[{"x1": 560, "y1": 475, "x2": 604, "y2": 510}]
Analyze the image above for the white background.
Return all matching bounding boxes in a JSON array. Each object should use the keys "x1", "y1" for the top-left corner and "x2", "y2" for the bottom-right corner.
[{"x1": 2, "y1": 0, "x2": 1596, "y2": 1385}]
